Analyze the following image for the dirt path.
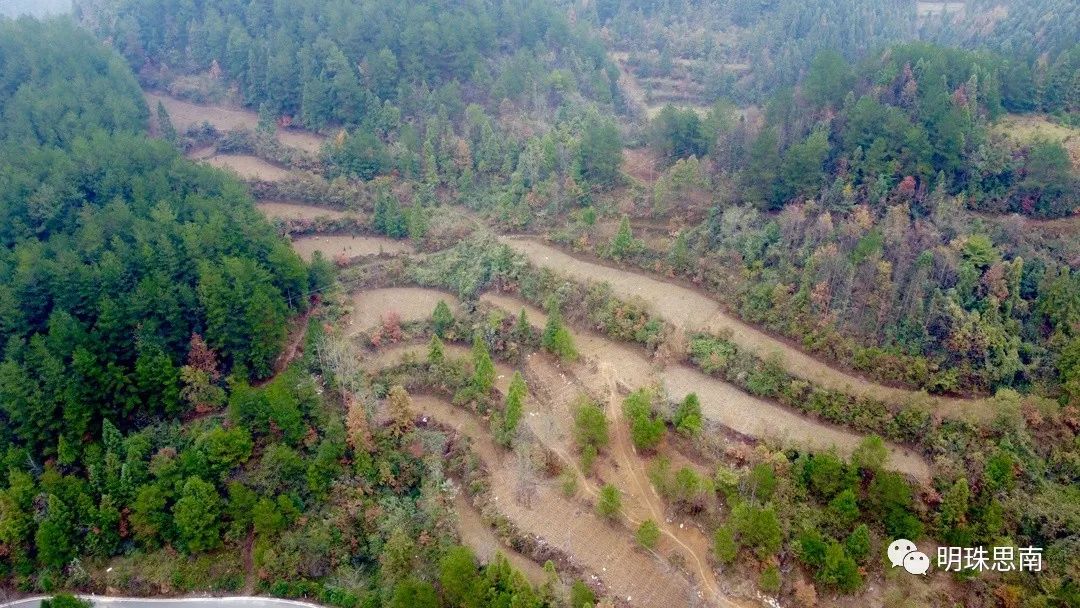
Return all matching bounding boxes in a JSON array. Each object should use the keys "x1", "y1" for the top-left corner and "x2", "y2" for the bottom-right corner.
[
  {"x1": 290, "y1": 235, "x2": 412, "y2": 262},
  {"x1": 409, "y1": 395, "x2": 698, "y2": 608},
  {"x1": 498, "y1": 237, "x2": 991, "y2": 422},
  {"x1": 597, "y1": 367, "x2": 737, "y2": 608},
  {"x1": 480, "y1": 293, "x2": 931, "y2": 481},
  {"x1": 241, "y1": 529, "x2": 256, "y2": 594},
  {"x1": 248, "y1": 307, "x2": 313, "y2": 390},
  {"x1": 345, "y1": 288, "x2": 459, "y2": 336},
  {"x1": 520, "y1": 355, "x2": 747, "y2": 608},
  {"x1": 146, "y1": 91, "x2": 325, "y2": 153},
  {"x1": 609, "y1": 52, "x2": 650, "y2": 116}
]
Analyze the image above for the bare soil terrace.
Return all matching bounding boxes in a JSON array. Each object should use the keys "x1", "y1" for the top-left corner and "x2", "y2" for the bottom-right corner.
[
  {"x1": 409, "y1": 395, "x2": 700, "y2": 608},
  {"x1": 203, "y1": 155, "x2": 292, "y2": 182},
  {"x1": 481, "y1": 293, "x2": 931, "y2": 482},
  {"x1": 256, "y1": 201, "x2": 359, "y2": 221},
  {"x1": 290, "y1": 235, "x2": 412, "y2": 263},
  {"x1": 498, "y1": 236, "x2": 992, "y2": 423},
  {"x1": 146, "y1": 92, "x2": 325, "y2": 153},
  {"x1": 345, "y1": 288, "x2": 459, "y2": 336}
]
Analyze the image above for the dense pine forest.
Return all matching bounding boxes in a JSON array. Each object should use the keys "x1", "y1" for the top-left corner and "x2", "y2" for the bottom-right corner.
[
  {"x1": 0, "y1": 15, "x2": 555, "y2": 608},
  {"x1": 0, "y1": 1, "x2": 1077, "y2": 608}
]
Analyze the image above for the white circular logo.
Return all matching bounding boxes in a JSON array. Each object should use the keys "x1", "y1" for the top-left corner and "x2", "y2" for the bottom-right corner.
[
  {"x1": 904, "y1": 551, "x2": 931, "y2": 575},
  {"x1": 887, "y1": 538, "x2": 917, "y2": 568}
]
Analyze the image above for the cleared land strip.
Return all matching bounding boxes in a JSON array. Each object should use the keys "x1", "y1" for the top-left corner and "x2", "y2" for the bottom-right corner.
[
  {"x1": 452, "y1": 492, "x2": 551, "y2": 587},
  {"x1": 522, "y1": 355, "x2": 744, "y2": 608},
  {"x1": 409, "y1": 396, "x2": 697, "y2": 608},
  {"x1": 290, "y1": 235, "x2": 411, "y2": 263},
  {"x1": 146, "y1": 91, "x2": 325, "y2": 153},
  {"x1": 480, "y1": 293, "x2": 931, "y2": 481},
  {"x1": 203, "y1": 155, "x2": 292, "y2": 182},
  {"x1": 345, "y1": 288, "x2": 459, "y2": 336},
  {"x1": 499, "y1": 236, "x2": 990, "y2": 422},
  {"x1": 257, "y1": 201, "x2": 358, "y2": 221}
]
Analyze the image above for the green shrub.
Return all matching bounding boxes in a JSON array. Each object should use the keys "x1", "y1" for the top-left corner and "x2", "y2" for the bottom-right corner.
[
  {"x1": 759, "y1": 564, "x2": 781, "y2": 594},
  {"x1": 637, "y1": 519, "x2": 661, "y2": 549},
  {"x1": 570, "y1": 580, "x2": 596, "y2": 607},
  {"x1": 673, "y1": 393, "x2": 703, "y2": 437},
  {"x1": 623, "y1": 389, "x2": 665, "y2": 451},
  {"x1": 573, "y1": 398, "x2": 610, "y2": 452},
  {"x1": 713, "y1": 525, "x2": 738, "y2": 564},
  {"x1": 41, "y1": 596, "x2": 91, "y2": 608},
  {"x1": 596, "y1": 483, "x2": 621, "y2": 519}
]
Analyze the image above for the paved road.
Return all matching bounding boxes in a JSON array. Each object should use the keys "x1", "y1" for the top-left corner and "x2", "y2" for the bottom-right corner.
[{"x1": 0, "y1": 597, "x2": 327, "y2": 608}]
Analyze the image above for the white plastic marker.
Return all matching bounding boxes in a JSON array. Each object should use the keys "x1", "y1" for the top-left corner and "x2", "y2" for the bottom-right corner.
[
  {"x1": 903, "y1": 551, "x2": 931, "y2": 575},
  {"x1": 887, "y1": 538, "x2": 918, "y2": 568}
]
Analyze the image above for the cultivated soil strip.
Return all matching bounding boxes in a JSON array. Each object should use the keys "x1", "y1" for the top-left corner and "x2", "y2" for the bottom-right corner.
[
  {"x1": 365, "y1": 348, "x2": 708, "y2": 606},
  {"x1": 522, "y1": 355, "x2": 749, "y2": 608},
  {"x1": 480, "y1": 293, "x2": 931, "y2": 482},
  {"x1": 451, "y1": 492, "x2": 551, "y2": 588},
  {"x1": 409, "y1": 396, "x2": 697, "y2": 608},
  {"x1": 257, "y1": 201, "x2": 359, "y2": 221},
  {"x1": 203, "y1": 155, "x2": 292, "y2": 182},
  {"x1": 290, "y1": 235, "x2": 412, "y2": 263},
  {"x1": 146, "y1": 91, "x2": 325, "y2": 153},
  {"x1": 345, "y1": 288, "x2": 459, "y2": 337},
  {"x1": 498, "y1": 237, "x2": 991, "y2": 422}
]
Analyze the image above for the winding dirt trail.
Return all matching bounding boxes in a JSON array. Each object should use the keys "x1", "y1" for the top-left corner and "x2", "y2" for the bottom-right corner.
[
  {"x1": 499, "y1": 237, "x2": 991, "y2": 422},
  {"x1": 520, "y1": 355, "x2": 747, "y2": 608},
  {"x1": 597, "y1": 366, "x2": 735, "y2": 608},
  {"x1": 408, "y1": 396, "x2": 698, "y2": 608},
  {"x1": 363, "y1": 345, "x2": 724, "y2": 606},
  {"x1": 480, "y1": 293, "x2": 931, "y2": 481}
]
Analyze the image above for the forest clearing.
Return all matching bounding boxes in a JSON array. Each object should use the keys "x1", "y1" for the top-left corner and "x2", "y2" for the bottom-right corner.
[
  {"x1": 146, "y1": 92, "x2": 326, "y2": 153},
  {"x1": 256, "y1": 201, "x2": 358, "y2": 221},
  {"x1": 498, "y1": 237, "x2": 994, "y2": 420},
  {"x1": 202, "y1": 154, "x2": 293, "y2": 181},
  {"x1": 289, "y1": 235, "x2": 412, "y2": 263}
]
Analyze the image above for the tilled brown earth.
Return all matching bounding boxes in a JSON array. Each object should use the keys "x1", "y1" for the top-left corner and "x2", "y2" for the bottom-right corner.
[
  {"x1": 345, "y1": 288, "x2": 459, "y2": 336},
  {"x1": 147, "y1": 92, "x2": 325, "y2": 153},
  {"x1": 290, "y1": 235, "x2": 412, "y2": 262},
  {"x1": 203, "y1": 155, "x2": 292, "y2": 182},
  {"x1": 257, "y1": 201, "x2": 358, "y2": 221},
  {"x1": 498, "y1": 237, "x2": 991, "y2": 422},
  {"x1": 481, "y1": 292, "x2": 931, "y2": 482},
  {"x1": 522, "y1": 354, "x2": 747, "y2": 608},
  {"x1": 452, "y1": 492, "x2": 551, "y2": 588},
  {"x1": 409, "y1": 395, "x2": 699, "y2": 608}
]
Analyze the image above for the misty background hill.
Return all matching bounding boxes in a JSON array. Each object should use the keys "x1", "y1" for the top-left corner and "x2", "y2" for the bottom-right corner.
[{"x1": 0, "y1": 0, "x2": 70, "y2": 17}]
